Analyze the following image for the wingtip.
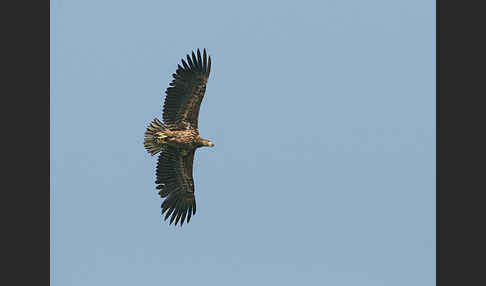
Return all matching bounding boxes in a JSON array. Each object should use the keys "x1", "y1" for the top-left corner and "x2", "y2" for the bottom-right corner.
[
  {"x1": 197, "y1": 49, "x2": 202, "y2": 69},
  {"x1": 186, "y1": 54, "x2": 194, "y2": 68},
  {"x1": 179, "y1": 48, "x2": 210, "y2": 75},
  {"x1": 181, "y1": 58, "x2": 189, "y2": 69},
  {"x1": 208, "y1": 55, "x2": 211, "y2": 75}
]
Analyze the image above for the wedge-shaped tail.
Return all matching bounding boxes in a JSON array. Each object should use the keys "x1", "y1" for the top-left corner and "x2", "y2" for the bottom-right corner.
[{"x1": 144, "y1": 118, "x2": 167, "y2": 155}]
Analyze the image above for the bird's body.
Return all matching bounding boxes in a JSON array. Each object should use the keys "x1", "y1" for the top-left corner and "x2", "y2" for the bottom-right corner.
[
  {"x1": 156, "y1": 128, "x2": 199, "y2": 148},
  {"x1": 144, "y1": 49, "x2": 213, "y2": 226}
]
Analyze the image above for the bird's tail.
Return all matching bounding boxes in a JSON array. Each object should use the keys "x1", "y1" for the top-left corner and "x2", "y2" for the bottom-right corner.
[{"x1": 144, "y1": 118, "x2": 167, "y2": 155}]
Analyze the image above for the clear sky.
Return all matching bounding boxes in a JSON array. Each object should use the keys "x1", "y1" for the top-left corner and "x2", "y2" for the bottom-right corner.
[{"x1": 50, "y1": 0, "x2": 435, "y2": 285}]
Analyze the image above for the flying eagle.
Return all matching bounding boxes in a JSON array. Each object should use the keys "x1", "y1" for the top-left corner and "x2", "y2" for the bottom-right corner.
[{"x1": 144, "y1": 49, "x2": 213, "y2": 226}]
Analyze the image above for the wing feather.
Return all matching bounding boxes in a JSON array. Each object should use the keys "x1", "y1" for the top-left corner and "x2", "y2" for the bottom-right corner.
[
  {"x1": 162, "y1": 49, "x2": 211, "y2": 130},
  {"x1": 156, "y1": 146, "x2": 196, "y2": 226}
]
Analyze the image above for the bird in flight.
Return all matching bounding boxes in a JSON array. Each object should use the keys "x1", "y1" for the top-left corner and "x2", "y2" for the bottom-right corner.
[{"x1": 144, "y1": 49, "x2": 213, "y2": 226}]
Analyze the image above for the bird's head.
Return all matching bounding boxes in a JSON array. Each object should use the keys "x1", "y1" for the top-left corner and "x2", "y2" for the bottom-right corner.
[{"x1": 199, "y1": 139, "x2": 214, "y2": 148}]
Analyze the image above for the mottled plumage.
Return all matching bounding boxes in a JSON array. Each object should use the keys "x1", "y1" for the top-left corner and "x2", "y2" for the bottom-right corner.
[{"x1": 144, "y1": 49, "x2": 213, "y2": 226}]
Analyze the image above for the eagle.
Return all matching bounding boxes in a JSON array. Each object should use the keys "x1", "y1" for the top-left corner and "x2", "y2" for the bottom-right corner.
[{"x1": 144, "y1": 49, "x2": 213, "y2": 226}]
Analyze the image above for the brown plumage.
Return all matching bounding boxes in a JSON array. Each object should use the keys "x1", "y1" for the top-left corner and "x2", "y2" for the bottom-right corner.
[{"x1": 144, "y1": 49, "x2": 213, "y2": 226}]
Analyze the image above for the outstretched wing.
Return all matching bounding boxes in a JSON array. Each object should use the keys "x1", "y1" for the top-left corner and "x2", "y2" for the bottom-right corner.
[
  {"x1": 155, "y1": 146, "x2": 196, "y2": 226},
  {"x1": 162, "y1": 48, "x2": 211, "y2": 130}
]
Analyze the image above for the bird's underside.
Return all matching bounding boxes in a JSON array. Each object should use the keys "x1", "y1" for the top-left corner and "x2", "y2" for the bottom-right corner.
[
  {"x1": 144, "y1": 48, "x2": 212, "y2": 226},
  {"x1": 156, "y1": 129, "x2": 198, "y2": 149}
]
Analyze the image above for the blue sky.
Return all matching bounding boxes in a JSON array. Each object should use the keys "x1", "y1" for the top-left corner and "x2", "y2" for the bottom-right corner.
[{"x1": 50, "y1": 0, "x2": 435, "y2": 285}]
